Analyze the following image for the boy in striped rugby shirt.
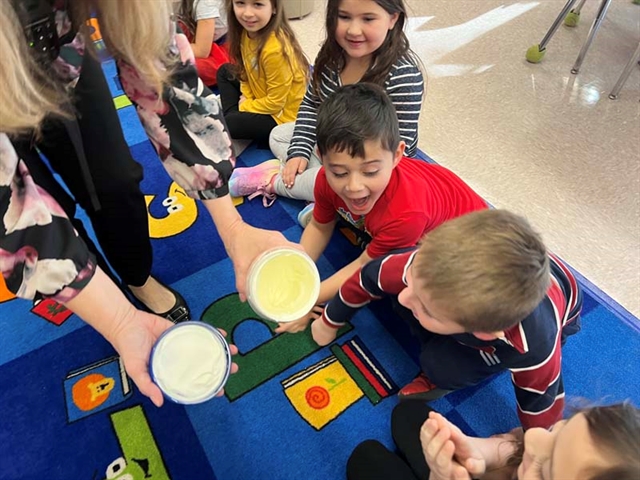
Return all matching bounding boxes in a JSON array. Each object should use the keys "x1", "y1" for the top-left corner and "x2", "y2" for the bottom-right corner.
[{"x1": 312, "y1": 209, "x2": 582, "y2": 430}]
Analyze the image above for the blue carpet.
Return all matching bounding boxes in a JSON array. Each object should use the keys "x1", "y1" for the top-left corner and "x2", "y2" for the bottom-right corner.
[{"x1": 0, "y1": 60, "x2": 638, "y2": 480}]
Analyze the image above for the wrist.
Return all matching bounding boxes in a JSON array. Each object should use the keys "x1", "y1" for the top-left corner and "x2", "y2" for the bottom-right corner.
[
  {"x1": 63, "y1": 268, "x2": 138, "y2": 346},
  {"x1": 204, "y1": 196, "x2": 245, "y2": 248}
]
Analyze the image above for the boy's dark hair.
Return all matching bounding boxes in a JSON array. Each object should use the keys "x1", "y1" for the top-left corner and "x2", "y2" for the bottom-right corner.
[{"x1": 316, "y1": 83, "x2": 400, "y2": 158}]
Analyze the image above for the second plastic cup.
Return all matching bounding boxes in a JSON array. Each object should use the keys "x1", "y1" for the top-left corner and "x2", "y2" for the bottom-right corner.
[{"x1": 246, "y1": 247, "x2": 320, "y2": 323}]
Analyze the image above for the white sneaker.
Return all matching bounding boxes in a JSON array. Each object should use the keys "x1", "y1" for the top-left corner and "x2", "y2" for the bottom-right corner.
[{"x1": 297, "y1": 203, "x2": 315, "y2": 228}]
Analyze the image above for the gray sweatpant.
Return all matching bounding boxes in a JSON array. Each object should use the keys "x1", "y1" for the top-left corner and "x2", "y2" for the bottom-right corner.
[{"x1": 269, "y1": 122, "x2": 321, "y2": 202}]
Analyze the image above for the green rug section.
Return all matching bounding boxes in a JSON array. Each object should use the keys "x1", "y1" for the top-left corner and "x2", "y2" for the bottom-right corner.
[
  {"x1": 111, "y1": 405, "x2": 170, "y2": 480},
  {"x1": 201, "y1": 294, "x2": 353, "y2": 400}
]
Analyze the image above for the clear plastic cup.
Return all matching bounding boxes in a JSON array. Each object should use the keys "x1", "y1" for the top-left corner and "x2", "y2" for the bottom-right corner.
[
  {"x1": 150, "y1": 322, "x2": 231, "y2": 404},
  {"x1": 246, "y1": 247, "x2": 320, "y2": 323}
]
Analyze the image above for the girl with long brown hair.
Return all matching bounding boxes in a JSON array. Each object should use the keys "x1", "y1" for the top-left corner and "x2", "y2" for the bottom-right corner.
[
  {"x1": 216, "y1": 0, "x2": 309, "y2": 149},
  {"x1": 229, "y1": 0, "x2": 424, "y2": 208}
]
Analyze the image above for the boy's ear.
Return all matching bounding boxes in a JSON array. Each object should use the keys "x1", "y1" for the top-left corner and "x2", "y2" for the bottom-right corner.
[
  {"x1": 472, "y1": 331, "x2": 503, "y2": 341},
  {"x1": 392, "y1": 141, "x2": 405, "y2": 167}
]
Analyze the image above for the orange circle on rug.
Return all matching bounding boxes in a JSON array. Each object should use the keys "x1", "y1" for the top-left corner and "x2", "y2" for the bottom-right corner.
[
  {"x1": 305, "y1": 386, "x2": 330, "y2": 409},
  {"x1": 72, "y1": 373, "x2": 114, "y2": 411}
]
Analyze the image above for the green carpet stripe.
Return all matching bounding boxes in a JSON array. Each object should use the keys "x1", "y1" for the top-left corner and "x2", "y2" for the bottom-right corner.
[
  {"x1": 111, "y1": 405, "x2": 170, "y2": 479},
  {"x1": 331, "y1": 344, "x2": 381, "y2": 403}
]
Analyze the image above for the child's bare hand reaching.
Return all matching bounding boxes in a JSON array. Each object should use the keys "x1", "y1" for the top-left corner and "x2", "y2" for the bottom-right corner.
[
  {"x1": 420, "y1": 411, "x2": 486, "y2": 480},
  {"x1": 274, "y1": 305, "x2": 323, "y2": 334},
  {"x1": 311, "y1": 315, "x2": 337, "y2": 346},
  {"x1": 282, "y1": 157, "x2": 308, "y2": 188}
]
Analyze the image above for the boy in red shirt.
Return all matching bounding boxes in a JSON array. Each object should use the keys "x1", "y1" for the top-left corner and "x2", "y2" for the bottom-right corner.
[{"x1": 274, "y1": 83, "x2": 487, "y2": 333}]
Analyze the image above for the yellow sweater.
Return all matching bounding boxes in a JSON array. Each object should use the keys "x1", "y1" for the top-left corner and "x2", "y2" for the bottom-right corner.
[{"x1": 239, "y1": 31, "x2": 306, "y2": 124}]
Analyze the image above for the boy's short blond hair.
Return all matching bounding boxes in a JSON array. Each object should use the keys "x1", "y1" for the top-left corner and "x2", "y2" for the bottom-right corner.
[{"x1": 412, "y1": 210, "x2": 550, "y2": 332}]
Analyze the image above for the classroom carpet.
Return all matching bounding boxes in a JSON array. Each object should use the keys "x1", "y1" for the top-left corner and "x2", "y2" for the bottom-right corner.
[{"x1": 0, "y1": 58, "x2": 639, "y2": 480}]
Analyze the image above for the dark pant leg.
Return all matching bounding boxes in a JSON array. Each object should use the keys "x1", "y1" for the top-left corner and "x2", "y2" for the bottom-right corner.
[
  {"x1": 392, "y1": 298, "x2": 505, "y2": 390},
  {"x1": 36, "y1": 53, "x2": 152, "y2": 287},
  {"x1": 347, "y1": 440, "x2": 419, "y2": 480},
  {"x1": 391, "y1": 402, "x2": 435, "y2": 480},
  {"x1": 13, "y1": 140, "x2": 117, "y2": 284},
  {"x1": 216, "y1": 63, "x2": 278, "y2": 147}
]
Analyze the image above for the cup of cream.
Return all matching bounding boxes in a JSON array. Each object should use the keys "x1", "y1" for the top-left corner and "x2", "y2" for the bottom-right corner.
[
  {"x1": 247, "y1": 247, "x2": 321, "y2": 323},
  {"x1": 150, "y1": 322, "x2": 231, "y2": 404}
]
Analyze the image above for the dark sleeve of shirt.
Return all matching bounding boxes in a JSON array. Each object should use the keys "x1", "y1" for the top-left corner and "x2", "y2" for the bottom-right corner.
[{"x1": 320, "y1": 250, "x2": 417, "y2": 328}]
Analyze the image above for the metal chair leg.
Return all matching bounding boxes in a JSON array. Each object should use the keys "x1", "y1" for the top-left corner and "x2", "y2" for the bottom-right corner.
[
  {"x1": 571, "y1": 0, "x2": 613, "y2": 74},
  {"x1": 526, "y1": 0, "x2": 580, "y2": 63},
  {"x1": 539, "y1": 0, "x2": 579, "y2": 50},
  {"x1": 573, "y1": 0, "x2": 589, "y2": 15},
  {"x1": 609, "y1": 42, "x2": 640, "y2": 99},
  {"x1": 564, "y1": 0, "x2": 589, "y2": 26}
]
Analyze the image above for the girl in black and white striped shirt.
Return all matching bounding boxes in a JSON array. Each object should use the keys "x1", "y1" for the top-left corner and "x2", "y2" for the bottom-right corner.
[{"x1": 229, "y1": 0, "x2": 424, "y2": 205}]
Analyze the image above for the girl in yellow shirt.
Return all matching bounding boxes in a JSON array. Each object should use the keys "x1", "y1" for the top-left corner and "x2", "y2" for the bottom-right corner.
[{"x1": 217, "y1": 0, "x2": 308, "y2": 148}]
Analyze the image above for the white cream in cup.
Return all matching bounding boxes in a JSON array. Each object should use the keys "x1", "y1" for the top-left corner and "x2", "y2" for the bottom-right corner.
[
  {"x1": 150, "y1": 322, "x2": 231, "y2": 404},
  {"x1": 247, "y1": 247, "x2": 321, "y2": 323}
]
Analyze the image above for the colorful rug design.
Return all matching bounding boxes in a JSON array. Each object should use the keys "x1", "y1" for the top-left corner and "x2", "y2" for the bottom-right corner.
[{"x1": 1, "y1": 53, "x2": 639, "y2": 479}]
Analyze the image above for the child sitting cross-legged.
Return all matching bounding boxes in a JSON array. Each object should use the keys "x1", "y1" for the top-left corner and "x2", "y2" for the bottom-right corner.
[
  {"x1": 251, "y1": 83, "x2": 488, "y2": 334},
  {"x1": 312, "y1": 209, "x2": 583, "y2": 430}
]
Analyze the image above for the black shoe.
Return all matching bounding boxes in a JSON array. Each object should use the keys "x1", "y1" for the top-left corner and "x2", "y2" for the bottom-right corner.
[
  {"x1": 154, "y1": 280, "x2": 191, "y2": 323},
  {"x1": 127, "y1": 278, "x2": 191, "y2": 324}
]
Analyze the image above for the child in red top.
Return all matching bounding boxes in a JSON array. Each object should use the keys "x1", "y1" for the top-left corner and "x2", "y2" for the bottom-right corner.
[{"x1": 276, "y1": 83, "x2": 487, "y2": 334}]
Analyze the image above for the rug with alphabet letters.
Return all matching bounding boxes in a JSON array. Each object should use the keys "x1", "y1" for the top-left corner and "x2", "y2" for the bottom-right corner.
[{"x1": 0, "y1": 55, "x2": 639, "y2": 480}]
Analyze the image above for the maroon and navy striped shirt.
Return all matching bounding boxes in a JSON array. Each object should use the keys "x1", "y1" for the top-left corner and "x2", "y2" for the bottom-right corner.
[{"x1": 320, "y1": 249, "x2": 582, "y2": 430}]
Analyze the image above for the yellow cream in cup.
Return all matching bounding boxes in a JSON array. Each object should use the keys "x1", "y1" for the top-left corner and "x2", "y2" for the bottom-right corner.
[{"x1": 247, "y1": 248, "x2": 320, "y2": 323}]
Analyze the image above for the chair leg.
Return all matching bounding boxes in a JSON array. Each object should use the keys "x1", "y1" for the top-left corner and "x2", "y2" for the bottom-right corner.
[
  {"x1": 526, "y1": 0, "x2": 579, "y2": 63},
  {"x1": 609, "y1": 42, "x2": 640, "y2": 100},
  {"x1": 570, "y1": 0, "x2": 613, "y2": 74},
  {"x1": 564, "y1": 0, "x2": 589, "y2": 27}
]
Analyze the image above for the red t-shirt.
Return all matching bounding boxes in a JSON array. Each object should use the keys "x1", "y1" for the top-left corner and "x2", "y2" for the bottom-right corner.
[{"x1": 313, "y1": 157, "x2": 488, "y2": 258}]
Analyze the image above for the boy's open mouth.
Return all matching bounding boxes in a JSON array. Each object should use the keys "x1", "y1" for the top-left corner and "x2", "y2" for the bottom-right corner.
[{"x1": 349, "y1": 196, "x2": 369, "y2": 210}]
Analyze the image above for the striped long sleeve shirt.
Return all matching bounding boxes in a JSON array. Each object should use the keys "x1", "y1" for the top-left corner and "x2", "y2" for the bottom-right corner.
[
  {"x1": 286, "y1": 55, "x2": 424, "y2": 161},
  {"x1": 320, "y1": 249, "x2": 583, "y2": 430}
]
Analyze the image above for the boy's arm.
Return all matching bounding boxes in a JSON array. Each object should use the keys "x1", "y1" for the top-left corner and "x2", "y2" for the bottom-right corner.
[
  {"x1": 316, "y1": 250, "x2": 371, "y2": 304},
  {"x1": 511, "y1": 349, "x2": 565, "y2": 430},
  {"x1": 509, "y1": 305, "x2": 565, "y2": 429},
  {"x1": 300, "y1": 217, "x2": 336, "y2": 261},
  {"x1": 311, "y1": 250, "x2": 416, "y2": 345}
]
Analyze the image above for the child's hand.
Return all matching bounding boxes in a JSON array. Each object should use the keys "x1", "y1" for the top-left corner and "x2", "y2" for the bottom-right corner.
[
  {"x1": 420, "y1": 412, "x2": 486, "y2": 480},
  {"x1": 274, "y1": 305, "x2": 322, "y2": 334},
  {"x1": 282, "y1": 157, "x2": 308, "y2": 188},
  {"x1": 239, "y1": 95, "x2": 247, "y2": 106},
  {"x1": 311, "y1": 317, "x2": 337, "y2": 346}
]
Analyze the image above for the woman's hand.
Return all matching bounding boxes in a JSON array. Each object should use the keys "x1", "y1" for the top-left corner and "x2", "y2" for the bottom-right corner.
[
  {"x1": 224, "y1": 221, "x2": 302, "y2": 301},
  {"x1": 110, "y1": 311, "x2": 239, "y2": 407},
  {"x1": 109, "y1": 310, "x2": 173, "y2": 407},
  {"x1": 421, "y1": 411, "x2": 486, "y2": 480},
  {"x1": 282, "y1": 157, "x2": 308, "y2": 188}
]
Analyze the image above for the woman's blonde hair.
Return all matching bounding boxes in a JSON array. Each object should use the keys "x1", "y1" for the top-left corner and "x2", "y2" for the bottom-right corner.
[
  {"x1": 72, "y1": 0, "x2": 176, "y2": 94},
  {"x1": 412, "y1": 209, "x2": 550, "y2": 332},
  {"x1": 0, "y1": 1, "x2": 67, "y2": 135}
]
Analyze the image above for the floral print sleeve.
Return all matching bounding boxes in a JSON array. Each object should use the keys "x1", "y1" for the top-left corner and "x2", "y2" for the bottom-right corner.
[
  {"x1": 118, "y1": 33, "x2": 235, "y2": 200},
  {"x1": 0, "y1": 134, "x2": 96, "y2": 302}
]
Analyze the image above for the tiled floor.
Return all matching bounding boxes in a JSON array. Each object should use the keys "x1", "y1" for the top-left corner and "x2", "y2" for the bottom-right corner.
[{"x1": 289, "y1": 0, "x2": 640, "y2": 317}]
